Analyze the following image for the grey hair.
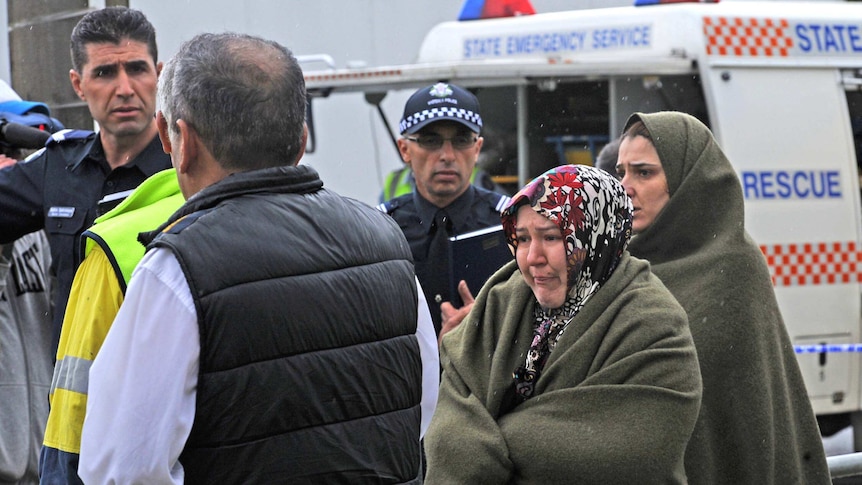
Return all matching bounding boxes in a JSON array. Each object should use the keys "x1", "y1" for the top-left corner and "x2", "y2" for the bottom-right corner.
[{"x1": 157, "y1": 32, "x2": 306, "y2": 171}]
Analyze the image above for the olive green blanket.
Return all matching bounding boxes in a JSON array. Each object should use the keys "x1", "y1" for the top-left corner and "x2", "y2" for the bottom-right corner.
[
  {"x1": 627, "y1": 111, "x2": 830, "y2": 484},
  {"x1": 425, "y1": 254, "x2": 702, "y2": 484}
]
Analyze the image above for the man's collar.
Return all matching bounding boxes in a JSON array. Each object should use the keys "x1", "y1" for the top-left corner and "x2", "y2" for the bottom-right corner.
[
  {"x1": 413, "y1": 186, "x2": 476, "y2": 234},
  {"x1": 73, "y1": 133, "x2": 168, "y2": 176}
]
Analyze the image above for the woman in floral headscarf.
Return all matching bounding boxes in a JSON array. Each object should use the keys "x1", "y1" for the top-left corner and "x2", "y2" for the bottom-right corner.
[{"x1": 424, "y1": 165, "x2": 702, "y2": 484}]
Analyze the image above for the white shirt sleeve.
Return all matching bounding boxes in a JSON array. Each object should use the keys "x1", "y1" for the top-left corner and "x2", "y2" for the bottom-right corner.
[
  {"x1": 415, "y1": 277, "x2": 439, "y2": 439},
  {"x1": 79, "y1": 249, "x2": 198, "y2": 485}
]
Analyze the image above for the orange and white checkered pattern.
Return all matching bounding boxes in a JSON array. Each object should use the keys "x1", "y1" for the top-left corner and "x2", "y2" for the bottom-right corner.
[
  {"x1": 760, "y1": 241, "x2": 862, "y2": 286},
  {"x1": 703, "y1": 16, "x2": 793, "y2": 57}
]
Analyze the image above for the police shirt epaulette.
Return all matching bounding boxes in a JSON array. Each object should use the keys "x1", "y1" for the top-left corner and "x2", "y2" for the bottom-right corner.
[
  {"x1": 46, "y1": 129, "x2": 95, "y2": 147},
  {"x1": 377, "y1": 200, "x2": 397, "y2": 214},
  {"x1": 495, "y1": 194, "x2": 512, "y2": 212}
]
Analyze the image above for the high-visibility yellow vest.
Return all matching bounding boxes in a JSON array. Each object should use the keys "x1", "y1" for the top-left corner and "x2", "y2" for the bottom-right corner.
[
  {"x1": 81, "y1": 168, "x2": 186, "y2": 290},
  {"x1": 43, "y1": 168, "x2": 184, "y2": 457}
]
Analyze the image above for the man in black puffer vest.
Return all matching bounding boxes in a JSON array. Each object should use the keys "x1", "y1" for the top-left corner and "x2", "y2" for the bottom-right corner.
[{"x1": 77, "y1": 32, "x2": 438, "y2": 484}]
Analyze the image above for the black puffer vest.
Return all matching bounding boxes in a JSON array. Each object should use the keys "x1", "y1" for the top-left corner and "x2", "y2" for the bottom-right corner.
[{"x1": 144, "y1": 165, "x2": 422, "y2": 484}]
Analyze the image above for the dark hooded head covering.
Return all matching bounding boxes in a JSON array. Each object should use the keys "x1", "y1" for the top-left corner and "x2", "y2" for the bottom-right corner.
[
  {"x1": 624, "y1": 111, "x2": 744, "y2": 262},
  {"x1": 624, "y1": 111, "x2": 829, "y2": 484}
]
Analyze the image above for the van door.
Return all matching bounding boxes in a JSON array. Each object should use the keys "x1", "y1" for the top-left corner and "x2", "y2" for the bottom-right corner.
[{"x1": 704, "y1": 66, "x2": 862, "y2": 419}]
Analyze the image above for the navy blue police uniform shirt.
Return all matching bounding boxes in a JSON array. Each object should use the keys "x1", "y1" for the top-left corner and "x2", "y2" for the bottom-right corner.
[
  {"x1": 0, "y1": 131, "x2": 172, "y2": 352},
  {"x1": 380, "y1": 184, "x2": 510, "y2": 334}
]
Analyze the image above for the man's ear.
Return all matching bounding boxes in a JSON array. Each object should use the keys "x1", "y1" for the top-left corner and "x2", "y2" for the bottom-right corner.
[
  {"x1": 69, "y1": 70, "x2": 84, "y2": 100},
  {"x1": 292, "y1": 123, "x2": 308, "y2": 166},
  {"x1": 397, "y1": 137, "x2": 411, "y2": 165},
  {"x1": 472, "y1": 136, "x2": 484, "y2": 163},
  {"x1": 156, "y1": 61, "x2": 164, "y2": 77},
  {"x1": 156, "y1": 112, "x2": 172, "y2": 155},
  {"x1": 175, "y1": 119, "x2": 199, "y2": 175}
]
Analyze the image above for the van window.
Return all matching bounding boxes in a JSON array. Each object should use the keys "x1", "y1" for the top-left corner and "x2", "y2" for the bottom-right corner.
[{"x1": 473, "y1": 74, "x2": 708, "y2": 192}]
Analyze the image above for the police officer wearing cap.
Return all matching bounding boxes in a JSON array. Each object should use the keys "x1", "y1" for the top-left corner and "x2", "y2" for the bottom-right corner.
[{"x1": 380, "y1": 82, "x2": 510, "y2": 337}]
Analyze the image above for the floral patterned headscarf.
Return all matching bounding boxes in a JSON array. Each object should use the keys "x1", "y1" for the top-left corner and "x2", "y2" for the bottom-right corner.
[
  {"x1": 502, "y1": 164, "x2": 632, "y2": 302},
  {"x1": 501, "y1": 164, "x2": 632, "y2": 400}
]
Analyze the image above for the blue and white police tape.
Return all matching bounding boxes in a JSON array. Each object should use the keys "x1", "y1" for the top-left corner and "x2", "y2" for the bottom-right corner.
[{"x1": 795, "y1": 344, "x2": 862, "y2": 354}]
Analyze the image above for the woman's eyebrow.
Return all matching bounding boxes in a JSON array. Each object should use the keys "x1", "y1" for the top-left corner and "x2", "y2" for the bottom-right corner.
[{"x1": 515, "y1": 224, "x2": 559, "y2": 233}]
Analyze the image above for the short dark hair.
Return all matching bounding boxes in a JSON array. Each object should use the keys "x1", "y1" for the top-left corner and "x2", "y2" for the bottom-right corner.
[{"x1": 70, "y1": 7, "x2": 157, "y2": 72}]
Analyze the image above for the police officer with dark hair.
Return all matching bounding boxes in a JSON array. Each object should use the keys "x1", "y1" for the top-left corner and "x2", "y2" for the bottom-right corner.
[
  {"x1": 380, "y1": 83, "x2": 510, "y2": 339},
  {"x1": 0, "y1": 6, "x2": 170, "y2": 365}
]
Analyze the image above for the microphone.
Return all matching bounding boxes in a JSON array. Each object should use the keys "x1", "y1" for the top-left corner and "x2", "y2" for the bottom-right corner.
[{"x1": 0, "y1": 120, "x2": 50, "y2": 149}]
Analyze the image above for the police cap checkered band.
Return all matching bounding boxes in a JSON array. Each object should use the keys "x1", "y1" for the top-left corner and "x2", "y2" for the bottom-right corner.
[
  {"x1": 400, "y1": 82, "x2": 482, "y2": 135},
  {"x1": 399, "y1": 107, "x2": 483, "y2": 134}
]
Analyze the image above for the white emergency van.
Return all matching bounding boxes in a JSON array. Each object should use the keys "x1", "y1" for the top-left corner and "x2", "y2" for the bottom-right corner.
[{"x1": 303, "y1": 0, "x2": 862, "y2": 446}]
